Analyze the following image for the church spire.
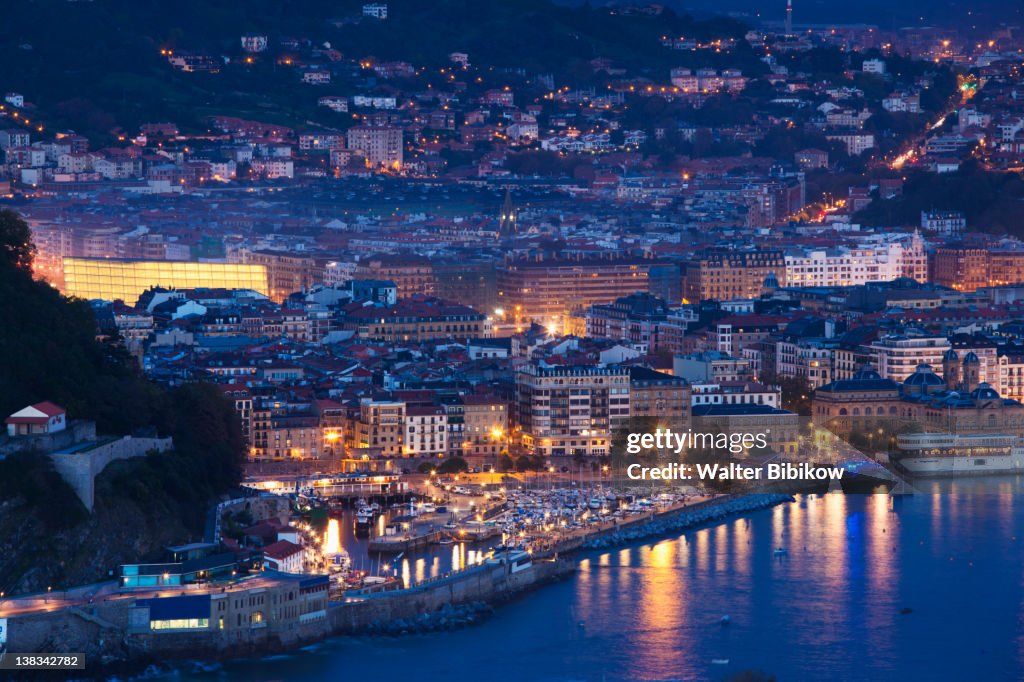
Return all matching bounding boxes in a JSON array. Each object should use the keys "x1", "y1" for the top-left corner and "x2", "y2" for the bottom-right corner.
[{"x1": 499, "y1": 188, "x2": 517, "y2": 235}]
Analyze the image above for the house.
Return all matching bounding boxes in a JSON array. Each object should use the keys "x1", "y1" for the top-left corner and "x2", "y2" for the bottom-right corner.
[
  {"x1": 862, "y1": 58, "x2": 886, "y2": 74},
  {"x1": 5, "y1": 402, "x2": 67, "y2": 437},
  {"x1": 794, "y1": 148, "x2": 828, "y2": 170},
  {"x1": 362, "y1": 3, "x2": 388, "y2": 19},
  {"x1": 262, "y1": 539, "x2": 305, "y2": 573},
  {"x1": 240, "y1": 34, "x2": 268, "y2": 53},
  {"x1": 301, "y1": 70, "x2": 331, "y2": 85}
]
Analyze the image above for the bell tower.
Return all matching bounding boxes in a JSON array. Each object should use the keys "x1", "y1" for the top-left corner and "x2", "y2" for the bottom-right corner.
[
  {"x1": 499, "y1": 189, "x2": 517, "y2": 235},
  {"x1": 942, "y1": 348, "x2": 960, "y2": 391}
]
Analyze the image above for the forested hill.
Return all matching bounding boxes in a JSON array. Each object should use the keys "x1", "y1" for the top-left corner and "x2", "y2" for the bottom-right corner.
[
  {"x1": 854, "y1": 164, "x2": 1024, "y2": 237},
  {"x1": 0, "y1": 210, "x2": 245, "y2": 594},
  {"x1": 0, "y1": 0, "x2": 757, "y2": 143}
]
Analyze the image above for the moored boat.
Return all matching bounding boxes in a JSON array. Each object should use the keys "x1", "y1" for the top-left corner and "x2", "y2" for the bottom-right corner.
[{"x1": 892, "y1": 432, "x2": 1024, "y2": 477}]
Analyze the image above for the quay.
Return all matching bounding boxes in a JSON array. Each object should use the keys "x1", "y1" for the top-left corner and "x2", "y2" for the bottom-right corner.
[{"x1": 0, "y1": 492, "x2": 793, "y2": 674}]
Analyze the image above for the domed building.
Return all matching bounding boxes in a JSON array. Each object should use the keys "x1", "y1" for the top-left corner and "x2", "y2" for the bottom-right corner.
[
  {"x1": 811, "y1": 364, "x2": 901, "y2": 430},
  {"x1": 813, "y1": 358, "x2": 1024, "y2": 437},
  {"x1": 901, "y1": 363, "x2": 946, "y2": 396}
]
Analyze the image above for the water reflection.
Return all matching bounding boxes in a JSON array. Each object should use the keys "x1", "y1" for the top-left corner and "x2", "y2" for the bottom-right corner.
[
  {"x1": 323, "y1": 518, "x2": 340, "y2": 555},
  {"x1": 168, "y1": 484, "x2": 1024, "y2": 682},
  {"x1": 334, "y1": 510, "x2": 492, "y2": 581}
]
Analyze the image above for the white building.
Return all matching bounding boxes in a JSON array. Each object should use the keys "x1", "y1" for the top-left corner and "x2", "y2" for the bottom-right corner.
[
  {"x1": 347, "y1": 126, "x2": 403, "y2": 169},
  {"x1": 58, "y1": 152, "x2": 93, "y2": 173},
  {"x1": 94, "y1": 157, "x2": 138, "y2": 179},
  {"x1": 301, "y1": 70, "x2": 331, "y2": 85},
  {"x1": 784, "y1": 232, "x2": 927, "y2": 288},
  {"x1": 318, "y1": 96, "x2": 349, "y2": 113},
  {"x1": 506, "y1": 121, "x2": 539, "y2": 141},
  {"x1": 250, "y1": 158, "x2": 294, "y2": 179},
  {"x1": 882, "y1": 93, "x2": 921, "y2": 113},
  {"x1": 299, "y1": 133, "x2": 345, "y2": 150},
  {"x1": 352, "y1": 95, "x2": 397, "y2": 109},
  {"x1": 262, "y1": 540, "x2": 305, "y2": 574},
  {"x1": 920, "y1": 210, "x2": 966, "y2": 236},
  {"x1": 0, "y1": 129, "x2": 30, "y2": 150},
  {"x1": 826, "y1": 132, "x2": 876, "y2": 156},
  {"x1": 240, "y1": 35, "x2": 268, "y2": 53},
  {"x1": 862, "y1": 58, "x2": 886, "y2": 74},
  {"x1": 404, "y1": 406, "x2": 448, "y2": 458},
  {"x1": 5, "y1": 401, "x2": 67, "y2": 437},
  {"x1": 869, "y1": 335, "x2": 951, "y2": 382},
  {"x1": 690, "y1": 382, "x2": 780, "y2": 408},
  {"x1": 362, "y1": 3, "x2": 388, "y2": 19}
]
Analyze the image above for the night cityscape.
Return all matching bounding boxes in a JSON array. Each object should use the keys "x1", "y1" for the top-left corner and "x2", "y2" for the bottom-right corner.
[{"x1": 2, "y1": 0, "x2": 1024, "y2": 679}]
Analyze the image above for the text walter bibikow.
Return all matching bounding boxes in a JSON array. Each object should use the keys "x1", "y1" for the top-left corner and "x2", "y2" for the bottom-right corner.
[{"x1": 622, "y1": 428, "x2": 845, "y2": 482}]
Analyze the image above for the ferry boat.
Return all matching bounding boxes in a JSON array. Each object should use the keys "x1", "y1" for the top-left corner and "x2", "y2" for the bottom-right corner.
[{"x1": 892, "y1": 432, "x2": 1024, "y2": 477}]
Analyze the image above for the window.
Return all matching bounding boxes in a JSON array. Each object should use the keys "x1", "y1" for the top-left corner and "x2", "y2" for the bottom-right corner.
[{"x1": 151, "y1": 618, "x2": 210, "y2": 630}]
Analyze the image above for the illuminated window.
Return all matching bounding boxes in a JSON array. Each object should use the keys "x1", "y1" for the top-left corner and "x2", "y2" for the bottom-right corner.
[{"x1": 151, "y1": 618, "x2": 210, "y2": 630}]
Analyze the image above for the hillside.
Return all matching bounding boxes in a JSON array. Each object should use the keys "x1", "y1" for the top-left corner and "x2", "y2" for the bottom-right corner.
[
  {"x1": 0, "y1": 210, "x2": 245, "y2": 594},
  {"x1": 0, "y1": 0, "x2": 757, "y2": 143},
  {"x1": 853, "y1": 163, "x2": 1024, "y2": 237}
]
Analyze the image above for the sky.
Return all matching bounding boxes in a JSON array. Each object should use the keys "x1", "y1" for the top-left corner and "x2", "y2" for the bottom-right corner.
[{"x1": 558, "y1": 0, "x2": 1021, "y2": 32}]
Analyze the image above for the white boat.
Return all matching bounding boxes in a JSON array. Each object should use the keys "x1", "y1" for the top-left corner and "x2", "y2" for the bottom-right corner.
[
  {"x1": 893, "y1": 432, "x2": 1024, "y2": 477},
  {"x1": 588, "y1": 498, "x2": 602, "y2": 510},
  {"x1": 329, "y1": 551, "x2": 351, "y2": 571}
]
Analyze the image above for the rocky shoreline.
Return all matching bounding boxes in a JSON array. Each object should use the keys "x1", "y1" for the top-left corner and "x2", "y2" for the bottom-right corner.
[
  {"x1": 363, "y1": 600, "x2": 497, "y2": 635},
  {"x1": 582, "y1": 493, "x2": 795, "y2": 550}
]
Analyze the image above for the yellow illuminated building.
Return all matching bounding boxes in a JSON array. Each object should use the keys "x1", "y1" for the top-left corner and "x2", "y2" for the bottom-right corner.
[{"x1": 61, "y1": 258, "x2": 269, "y2": 304}]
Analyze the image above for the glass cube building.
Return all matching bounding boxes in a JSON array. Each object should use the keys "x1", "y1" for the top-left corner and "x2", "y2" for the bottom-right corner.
[{"x1": 62, "y1": 258, "x2": 270, "y2": 304}]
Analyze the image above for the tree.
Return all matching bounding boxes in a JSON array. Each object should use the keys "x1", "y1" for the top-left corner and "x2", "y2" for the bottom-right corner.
[
  {"x1": 761, "y1": 372, "x2": 813, "y2": 416},
  {"x1": 437, "y1": 457, "x2": 469, "y2": 474},
  {"x1": 0, "y1": 209, "x2": 35, "y2": 272}
]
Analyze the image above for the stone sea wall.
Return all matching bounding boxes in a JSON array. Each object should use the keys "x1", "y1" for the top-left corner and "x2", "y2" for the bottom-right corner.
[
  {"x1": 2, "y1": 493, "x2": 793, "y2": 676},
  {"x1": 582, "y1": 493, "x2": 795, "y2": 550}
]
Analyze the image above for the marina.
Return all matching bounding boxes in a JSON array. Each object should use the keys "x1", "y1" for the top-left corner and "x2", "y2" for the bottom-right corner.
[{"x1": 160, "y1": 478, "x2": 1024, "y2": 682}]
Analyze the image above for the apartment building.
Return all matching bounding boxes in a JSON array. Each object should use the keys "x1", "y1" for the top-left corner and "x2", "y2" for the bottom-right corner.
[{"x1": 515, "y1": 364, "x2": 630, "y2": 459}]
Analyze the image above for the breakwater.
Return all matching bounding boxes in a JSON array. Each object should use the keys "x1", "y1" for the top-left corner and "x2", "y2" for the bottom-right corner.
[
  {"x1": 580, "y1": 493, "x2": 794, "y2": 550},
  {"x1": 331, "y1": 556, "x2": 574, "y2": 636}
]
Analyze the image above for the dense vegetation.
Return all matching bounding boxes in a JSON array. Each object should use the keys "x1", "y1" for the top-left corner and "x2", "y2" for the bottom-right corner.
[
  {"x1": 0, "y1": 0, "x2": 755, "y2": 144},
  {"x1": 0, "y1": 209, "x2": 245, "y2": 593},
  {"x1": 854, "y1": 163, "x2": 1024, "y2": 236}
]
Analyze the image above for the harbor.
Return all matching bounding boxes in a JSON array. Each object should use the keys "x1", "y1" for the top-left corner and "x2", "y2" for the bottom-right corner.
[
  {"x1": 159, "y1": 478, "x2": 1024, "y2": 682},
  {"x1": 0, "y1": 483, "x2": 794, "y2": 674}
]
